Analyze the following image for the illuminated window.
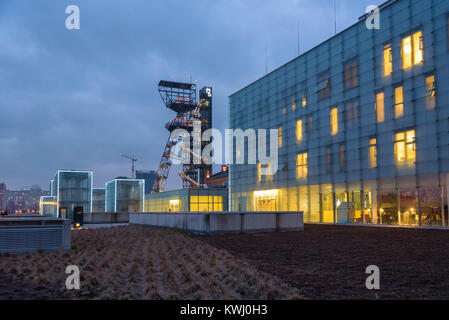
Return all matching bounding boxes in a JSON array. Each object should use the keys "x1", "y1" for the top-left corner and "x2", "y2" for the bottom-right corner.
[
  {"x1": 394, "y1": 130, "x2": 416, "y2": 166},
  {"x1": 425, "y1": 75, "x2": 436, "y2": 110},
  {"x1": 169, "y1": 199, "x2": 180, "y2": 212},
  {"x1": 302, "y1": 89, "x2": 307, "y2": 107},
  {"x1": 413, "y1": 31, "x2": 423, "y2": 65},
  {"x1": 278, "y1": 127, "x2": 283, "y2": 148},
  {"x1": 190, "y1": 195, "x2": 223, "y2": 212},
  {"x1": 296, "y1": 119, "x2": 303, "y2": 142},
  {"x1": 317, "y1": 72, "x2": 330, "y2": 100},
  {"x1": 402, "y1": 36, "x2": 412, "y2": 69},
  {"x1": 384, "y1": 44, "x2": 393, "y2": 76},
  {"x1": 369, "y1": 138, "x2": 377, "y2": 168},
  {"x1": 296, "y1": 153, "x2": 308, "y2": 179},
  {"x1": 344, "y1": 59, "x2": 358, "y2": 89},
  {"x1": 292, "y1": 97, "x2": 296, "y2": 111},
  {"x1": 375, "y1": 92, "x2": 385, "y2": 123},
  {"x1": 402, "y1": 31, "x2": 423, "y2": 69},
  {"x1": 330, "y1": 107, "x2": 338, "y2": 136},
  {"x1": 339, "y1": 144, "x2": 345, "y2": 171},
  {"x1": 394, "y1": 86, "x2": 404, "y2": 118},
  {"x1": 254, "y1": 189, "x2": 278, "y2": 212},
  {"x1": 326, "y1": 146, "x2": 332, "y2": 173},
  {"x1": 257, "y1": 163, "x2": 261, "y2": 182}
]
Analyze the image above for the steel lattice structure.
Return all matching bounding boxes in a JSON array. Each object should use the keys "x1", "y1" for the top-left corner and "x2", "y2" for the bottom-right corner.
[{"x1": 151, "y1": 80, "x2": 212, "y2": 193}]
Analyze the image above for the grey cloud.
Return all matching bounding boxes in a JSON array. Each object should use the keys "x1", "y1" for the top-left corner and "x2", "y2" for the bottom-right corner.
[{"x1": 0, "y1": 0, "x2": 383, "y2": 189}]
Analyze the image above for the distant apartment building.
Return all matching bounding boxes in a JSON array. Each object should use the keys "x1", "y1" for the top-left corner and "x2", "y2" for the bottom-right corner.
[
  {"x1": 105, "y1": 179, "x2": 145, "y2": 212},
  {"x1": 6, "y1": 187, "x2": 49, "y2": 214},
  {"x1": 0, "y1": 183, "x2": 6, "y2": 213},
  {"x1": 52, "y1": 170, "x2": 93, "y2": 218},
  {"x1": 229, "y1": 0, "x2": 449, "y2": 227},
  {"x1": 136, "y1": 170, "x2": 157, "y2": 195},
  {"x1": 92, "y1": 188, "x2": 106, "y2": 213}
]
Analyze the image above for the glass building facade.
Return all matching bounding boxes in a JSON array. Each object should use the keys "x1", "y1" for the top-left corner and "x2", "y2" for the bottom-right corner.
[
  {"x1": 145, "y1": 188, "x2": 228, "y2": 212},
  {"x1": 53, "y1": 170, "x2": 93, "y2": 219},
  {"x1": 105, "y1": 179, "x2": 145, "y2": 212},
  {"x1": 229, "y1": 0, "x2": 449, "y2": 227},
  {"x1": 92, "y1": 188, "x2": 106, "y2": 213},
  {"x1": 39, "y1": 196, "x2": 57, "y2": 217}
]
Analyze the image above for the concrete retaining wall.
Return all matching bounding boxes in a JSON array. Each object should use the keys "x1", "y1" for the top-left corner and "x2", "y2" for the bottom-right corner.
[
  {"x1": 130, "y1": 211, "x2": 303, "y2": 235},
  {"x1": 83, "y1": 212, "x2": 129, "y2": 224},
  {"x1": 0, "y1": 217, "x2": 71, "y2": 253}
]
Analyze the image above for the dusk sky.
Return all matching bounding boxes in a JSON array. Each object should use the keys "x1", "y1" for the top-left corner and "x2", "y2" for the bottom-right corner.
[{"x1": 0, "y1": 0, "x2": 383, "y2": 190}]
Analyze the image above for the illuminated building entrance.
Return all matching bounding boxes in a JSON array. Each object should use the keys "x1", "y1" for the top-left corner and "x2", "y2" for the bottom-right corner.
[
  {"x1": 254, "y1": 190, "x2": 278, "y2": 212},
  {"x1": 169, "y1": 199, "x2": 180, "y2": 212}
]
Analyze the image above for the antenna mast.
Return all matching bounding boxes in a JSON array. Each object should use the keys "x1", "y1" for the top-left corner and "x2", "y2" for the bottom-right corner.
[{"x1": 334, "y1": 0, "x2": 337, "y2": 35}]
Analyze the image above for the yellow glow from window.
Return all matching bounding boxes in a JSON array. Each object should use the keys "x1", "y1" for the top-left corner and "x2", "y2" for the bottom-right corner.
[
  {"x1": 169, "y1": 199, "x2": 180, "y2": 212},
  {"x1": 369, "y1": 138, "x2": 377, "y2": 168},
  {"x1": 406, "y1": 130, "x2": 415, "y2": 143},
  {"x1": 254, "y1": 189, "x2": 278, "y2": 197},
  {"x1": 394, "y1": 86, "x2": 404, "y2": 118},
  {"x1": 292, "y1": 98, "x2": 296, "y2": 111},
  {"x1": 376, "y1": 92, "x2": 385, "y2": 123},
  {"x1": 254, "y1": 189, "x2": 278, "y2": 212},
  {"x1": 302, "y1": 90, "x2": 307, "y2": 107},
  {"x1": 296, "y1": 153, "x2": 308, "y2": 179},
  {"x1": 394, "y1": 130, "x2": 415, "y2": 166},
  {"x1": 278, "y1": 127, "x2": 283, "y2": 148},
  {"x1": 402, "y1": 36, "x2": 412, "y2": 69},
  {"x1": 426, "y1": 75, "x2": 436, "y2": 110},
  {"x1": 189, "y1": 195, "x2": 223, "y2": 212},
  {"x1": 384, "y1": 44, "x2": 392, "y2": 76},
  {"x1": 296, "y1": 119, "x2": 303, "y2": 142},
  {"x1": 413, "y1": 31, "x2": 423, "y2": 65},
  {"x1": 402, "y1": 31, "x2": 423, "y2": 69},
  {"x1": 257, "y1": 163, "x2": 261, "y2": 182},
  {"x1": 40, "y1": 202, "x2": 57, "y2": 206},
  {"x1": 330, "y1": 107, "x2": 338, "y2": 136}
]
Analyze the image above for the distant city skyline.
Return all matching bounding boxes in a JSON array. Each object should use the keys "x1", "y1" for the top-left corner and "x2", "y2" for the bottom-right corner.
[{"x1": 0, "y1": 0, "x2": 383, "y2": 190}]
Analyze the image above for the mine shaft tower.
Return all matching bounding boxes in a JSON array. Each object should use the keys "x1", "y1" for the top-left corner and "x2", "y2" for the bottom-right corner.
[{"x1": 151, "y1": 80, "x2": 212, "y2": 193}]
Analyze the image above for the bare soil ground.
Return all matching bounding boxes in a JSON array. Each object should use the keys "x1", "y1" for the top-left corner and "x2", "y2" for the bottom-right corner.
[
  {"x1": 198, "y1": 224, "x2": 449, "y2": 299},
  {"x1": 0, "y1": 226, "x2": 299, "y2": 300}
]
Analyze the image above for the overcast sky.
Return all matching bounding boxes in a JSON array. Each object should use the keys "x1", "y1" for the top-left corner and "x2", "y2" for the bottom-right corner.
[{"x1": 0, "y1": 0, "x2": 383, "y2": 190}]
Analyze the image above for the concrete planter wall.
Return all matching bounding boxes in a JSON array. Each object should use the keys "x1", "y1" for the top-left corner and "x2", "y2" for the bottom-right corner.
[
  {"x1": 130, "y1": 211, "x2": 303, "y2": 235},
  {"x1": 83, "y1": 212, "x2": 129, "y2": 224}
]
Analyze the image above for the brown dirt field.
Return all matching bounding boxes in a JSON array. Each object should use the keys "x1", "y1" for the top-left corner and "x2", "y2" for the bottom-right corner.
[
  {"x1": 0, "y1": 225, "x2": 300, "y2": 300},
  {"x1": 197, "y1": 224, "x2": 449, "y2": 299}
]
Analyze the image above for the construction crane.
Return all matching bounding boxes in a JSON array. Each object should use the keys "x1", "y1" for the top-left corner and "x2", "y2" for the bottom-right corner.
[{"x1": 120, "y1": 153, "x2": 137, "y2": 179}]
